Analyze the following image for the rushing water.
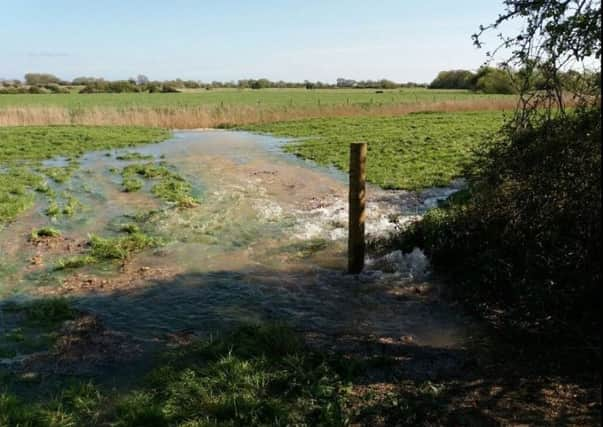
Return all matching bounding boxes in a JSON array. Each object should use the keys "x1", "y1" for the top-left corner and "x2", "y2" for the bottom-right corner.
[{"x1": 0, "y1": 131, "x2": 470, "y2": 352}]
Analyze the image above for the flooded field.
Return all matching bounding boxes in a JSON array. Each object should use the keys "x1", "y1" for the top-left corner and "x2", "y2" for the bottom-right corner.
[{"x1": 1, "y1": 130, "x2": 471, "y2": 376}]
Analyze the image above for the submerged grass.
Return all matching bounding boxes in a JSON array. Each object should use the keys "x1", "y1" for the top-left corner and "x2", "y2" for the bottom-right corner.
[
  {"x1": 54, "y1": 231, "x2": 162, "y2": 270},
  {"x1": 89, "y1": 232, "x2": 162, "y2": 260},
  {"x1": 0, "y1": 126, "x2": 169, "y2": 226},
  {"x1": 244, "y1": 111, "x2": 504, "y2": 190},
  {"x1": 4, "y1": 297, "x2": 75, "y2": 326},
  {"x1": 120, "y1": 162, "x2": 198, "y2": 207}
]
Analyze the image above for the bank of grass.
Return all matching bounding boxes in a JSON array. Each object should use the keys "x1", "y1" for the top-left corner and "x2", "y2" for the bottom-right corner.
[
  {"x1": 0, "y1": 126, "x2": 169, "y2": 226},
  {"x1": 244, "y1": 111, "x2": 504, "y2": 190},
  {"x1": 0, "y1": 324, "x2": 348, "y2": 426}
]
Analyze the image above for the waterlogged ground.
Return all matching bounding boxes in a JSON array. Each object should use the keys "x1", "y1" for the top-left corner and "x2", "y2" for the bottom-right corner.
[
  {"x1": 0, "y1": 131, "x2": 471, "y2": 361},
  {"x1": 1, "y1": 130, "x2": 599, "y2": 425}
]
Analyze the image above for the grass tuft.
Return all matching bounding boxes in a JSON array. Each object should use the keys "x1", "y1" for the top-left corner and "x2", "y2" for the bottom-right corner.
[{"x1": 31, "y1": 226, "x2": 62, "y2": 240}]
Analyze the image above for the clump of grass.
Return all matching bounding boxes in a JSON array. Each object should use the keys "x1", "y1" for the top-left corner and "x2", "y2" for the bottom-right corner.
[
  {"x1": 54, "y1": 255, "x2": 97, "y2": 270},
  {"x1": 42, "y1": 166, "x2": 74, "y2": 183},
  {"x1": 30, "y1": 226, "x2": 62, "y2": 240},
  {"x1": 89, "y1": 232, "x2": 162, "y2": 261},
  {"x1": 122, "y1": 176, "x2": 144, "y2": 192},
  {"x1": 0, "y1": 169, "x2": 40, "y2": 225},
  {"x1": 122, "y1": 162, "x2": 171, "y2": 179},
  {"x1": 45, "y1": 199, "x2": 61, "y2": 217},
  {"x1": 62, "y1": 193, "x2": 81, "y2": 216},
  {"x1": 151, "y1": 175, "x2": 196, "y2": 206},
  {"x1": 119, "y1": 223, "x2": 140, "y2": 234},
  {"x1": 116, "y1": 152, "x2": 154, "y2": 161},
  {"x1": 120, "y1": 162, "x2": 198, "y2": 206}
]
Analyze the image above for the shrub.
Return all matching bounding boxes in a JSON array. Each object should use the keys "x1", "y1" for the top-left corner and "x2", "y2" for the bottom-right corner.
[
  {"x1": 429, "y1": 70, "x2": 475, "y2": 89},
  {"x1": 472, "y1": 67, "x2": 517, "y2": 94},
  {"x1": 403, "y1": 108, "x2": 601, "y2": 339}
]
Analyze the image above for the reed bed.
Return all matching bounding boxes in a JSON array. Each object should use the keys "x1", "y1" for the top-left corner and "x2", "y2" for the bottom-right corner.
[{"x1": 0, "y1": 98, "x2": 518, "y2": 128}]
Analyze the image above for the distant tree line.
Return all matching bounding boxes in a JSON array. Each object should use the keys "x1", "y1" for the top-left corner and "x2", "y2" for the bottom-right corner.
[
  {"x1": 2, "y1": 69, "x2": 596, "y2": 95},
  {"x1": 0, "y1": 73, "x2": 430, "y2": 94},
  {"x1": 429, "y1": 65, "x2": 599, "y2": 94}
]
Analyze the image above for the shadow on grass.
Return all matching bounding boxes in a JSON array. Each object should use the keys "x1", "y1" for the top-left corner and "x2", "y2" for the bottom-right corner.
[{"x1": 1, "y1": 266, "x2": 600, "y2": 426}]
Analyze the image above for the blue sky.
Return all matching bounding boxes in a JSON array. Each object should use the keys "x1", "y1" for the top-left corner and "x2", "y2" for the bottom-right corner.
[{"x1": 1, "y1": 0, "x2": 509, "y2": 83}]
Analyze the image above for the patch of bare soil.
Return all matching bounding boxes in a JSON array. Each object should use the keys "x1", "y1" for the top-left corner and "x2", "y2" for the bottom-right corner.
[
  {"x1": 38, "y1": 264, "x2": 177, "y2": 296},
  {"x1": 27, "y1": 235, "x2": 87, "y2": 270}
]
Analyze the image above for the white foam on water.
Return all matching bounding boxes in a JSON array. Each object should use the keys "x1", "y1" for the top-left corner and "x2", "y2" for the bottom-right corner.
[{"x1": 366, "y1": 248, "x2": 430, "y2": 280}]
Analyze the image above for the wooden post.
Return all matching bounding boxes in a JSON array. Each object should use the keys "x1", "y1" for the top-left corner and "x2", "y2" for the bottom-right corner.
[{"x1": 348, "y1": 142, "x2": 367, "y2": 274}]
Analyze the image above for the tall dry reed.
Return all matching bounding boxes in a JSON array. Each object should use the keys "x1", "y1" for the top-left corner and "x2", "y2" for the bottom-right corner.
[{"x1": 0, "y1": 98, "x2": 519, "y2": 128}]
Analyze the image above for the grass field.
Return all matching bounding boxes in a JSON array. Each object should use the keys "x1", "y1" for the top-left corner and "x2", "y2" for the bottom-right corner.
[
  {"x1": 0, "y1": 88, "x2": 514, "y2": 109},
  {"x1": 244, "y1": 111, "x2": 505, "y2": 190},
  {"x1": 0, "y1": 88, "x2": 516, "y2": 128},
  {"x1": 0, "y1": 110, "x2": 504, "y2": 228}
]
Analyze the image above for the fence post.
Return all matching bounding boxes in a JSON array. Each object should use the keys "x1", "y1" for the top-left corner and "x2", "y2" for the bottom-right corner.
[{"x1": 348, "y1": 142, "x2": 367, "y2": 274}]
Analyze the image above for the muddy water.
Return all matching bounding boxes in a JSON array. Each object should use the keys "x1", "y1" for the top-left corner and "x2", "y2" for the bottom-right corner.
[{"x1": 0, "y1": 131, "x2": 470, "y2": 351}]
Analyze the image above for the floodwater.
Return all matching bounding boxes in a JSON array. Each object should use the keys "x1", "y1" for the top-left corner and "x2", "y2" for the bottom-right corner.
[{"x1": 0, "y1": 131, "x2": 471, "y2": 362}]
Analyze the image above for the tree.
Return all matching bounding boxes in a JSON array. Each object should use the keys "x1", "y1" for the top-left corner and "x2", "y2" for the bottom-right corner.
[
  {"x1": 429, "y1": 70, "x2": 475, "y2": 89},
  {"x1": 473, "y1": 0, "x2": 601, "y2": 121},
  {"x1": 408, "y1": 0, "x2": 601, "y2": 339},
  {"x1": 471, "y1": 66, "x2": 516, "y2": 93},
  {"x1": 24, "y1": 73, "x2": 61, "y2": 85}
]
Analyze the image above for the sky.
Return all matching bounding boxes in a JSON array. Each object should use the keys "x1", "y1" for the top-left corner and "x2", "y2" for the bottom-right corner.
[{"x1": 1, "y1": 0, "x2": 511, "y2": 83}]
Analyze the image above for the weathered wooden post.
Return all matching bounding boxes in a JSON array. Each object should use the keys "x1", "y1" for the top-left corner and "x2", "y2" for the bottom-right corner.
[{"x1": 348, "y1": 142, "x2": 367, "y2": 274}]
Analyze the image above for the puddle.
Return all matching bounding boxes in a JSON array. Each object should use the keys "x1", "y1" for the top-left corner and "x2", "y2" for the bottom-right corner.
[{"x1": 1, "y1": 130, "x2": 472, "y2": 368}]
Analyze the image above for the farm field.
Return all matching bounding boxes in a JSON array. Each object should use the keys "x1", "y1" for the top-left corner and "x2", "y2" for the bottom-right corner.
[
  {"x1": 0, "y1": 88, "x2": 517, "y2": 128},
  {"x1": 244, "y1": 111, "x2": 504, "y2": 190},
  {"x1": 0, "y1": 88, "x2": 514, "y2": 109}
]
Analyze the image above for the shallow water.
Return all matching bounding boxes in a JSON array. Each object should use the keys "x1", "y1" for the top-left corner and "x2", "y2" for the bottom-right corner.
[{"x1": 0, "y1": 130, "x2": 469, "y2": 351}]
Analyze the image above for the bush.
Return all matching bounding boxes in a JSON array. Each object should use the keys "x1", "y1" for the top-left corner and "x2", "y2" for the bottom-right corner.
[
  {"x1": 429, "y1": 70, "x2": 475, "y2": 89},
  {"x1": 472, "y1": 67, "x2": 517, "y2": 94},
  {"x1": 402, "y1": 108, "x2": 601, "y2": 339},
  {"x1": 79, "y1": 80, "x2": 140, "y2": 93}
]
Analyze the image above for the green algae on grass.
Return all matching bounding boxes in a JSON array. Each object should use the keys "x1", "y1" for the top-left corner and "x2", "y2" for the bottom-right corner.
[{"x1": 243, "y1": 111, "x2": 504, "y2": 190}]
